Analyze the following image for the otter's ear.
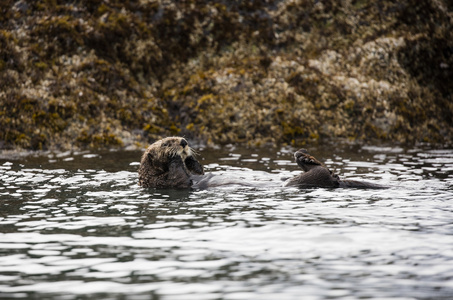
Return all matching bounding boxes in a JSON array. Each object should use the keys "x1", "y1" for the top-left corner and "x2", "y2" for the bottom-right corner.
[
  {"x1": 147, "y1": 152, "x2": 154, "y2": 163},
  {"x1": 185, "y1": 156, "x2": 204, "y2": 175}
]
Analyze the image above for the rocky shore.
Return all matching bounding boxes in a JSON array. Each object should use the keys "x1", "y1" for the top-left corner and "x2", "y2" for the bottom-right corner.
[{"x1": 1, "y1": 0, "x2": 452, "y2": 150}]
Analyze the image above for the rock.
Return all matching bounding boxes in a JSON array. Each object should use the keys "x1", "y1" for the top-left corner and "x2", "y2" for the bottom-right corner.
[{"x1": 0, "y1": 0, "x2": 451, "y2": 150}]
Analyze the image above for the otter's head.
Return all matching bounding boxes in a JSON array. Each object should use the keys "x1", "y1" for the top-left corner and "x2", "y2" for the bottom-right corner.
[
  {"x1": 294, "y1": 149, "x2": 323, "y2": 172},
  {"x1": 140, "y1": 137, "x2": 203, "y2": 176},
  {"x1": 147, "y1": 136, "x2": 192, "y2": 161}
]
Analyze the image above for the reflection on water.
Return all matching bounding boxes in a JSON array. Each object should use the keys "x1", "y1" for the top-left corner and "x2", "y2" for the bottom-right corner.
[{"x1": 1, "y1": 143, "x2": 453, "y2": 299}]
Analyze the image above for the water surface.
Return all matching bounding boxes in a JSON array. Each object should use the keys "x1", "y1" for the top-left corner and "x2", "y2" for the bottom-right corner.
[{"x1": 1, "y1": 143, "x2": 452, "y2": 299}]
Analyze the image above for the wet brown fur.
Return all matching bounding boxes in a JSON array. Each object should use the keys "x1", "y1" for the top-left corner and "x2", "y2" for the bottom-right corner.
[
  {"x1": 138, "y1": 137, "x2": 204, "y2": 188},
  {"x1": 285, "y1": 149, "x2": 340, "y2": 188},
  {"x1": 285, "y1": 149, "x2": 386, "y2": 189}
]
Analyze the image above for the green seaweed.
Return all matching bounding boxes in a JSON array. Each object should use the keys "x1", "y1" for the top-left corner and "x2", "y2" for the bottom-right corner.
[{"x1": 0, "y1": 0, "x2": 451, "y2": 151}]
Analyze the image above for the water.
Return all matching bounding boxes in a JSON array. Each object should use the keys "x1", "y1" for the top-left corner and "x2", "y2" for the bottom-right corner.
[{"x1": 0, "y1": 143, "x2": 452, "y2": 300}]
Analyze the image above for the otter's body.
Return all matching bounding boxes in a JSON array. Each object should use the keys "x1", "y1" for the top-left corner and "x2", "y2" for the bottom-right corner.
[
  {"x1": 285, "y1": 149, "x2": 386, "y2": 189},
  {"x1": 138, "y1": 140, "x2": 385, "y2": 190},
  {"x1": 138, "y1": 137, "x2": 204, "y2": 188},
  {"x1": 285, "y1": 166, "x2": 340, "y2": 188}
]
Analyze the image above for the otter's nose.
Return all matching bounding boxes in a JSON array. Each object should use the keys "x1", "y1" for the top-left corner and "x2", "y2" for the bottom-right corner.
[{"x1": 180, "y1": 139, "x2": 188, "y2": 148}]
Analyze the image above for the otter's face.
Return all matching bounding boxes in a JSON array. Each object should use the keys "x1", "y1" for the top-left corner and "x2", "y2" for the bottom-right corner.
[
  {"x1": 158, "y1": 137, "x2": 191, "y2": 160},
  {"x1": 294, "y1": 149, "x2": 322, "y2": 172},
  {"x1": 145, "y1": 137, "x2": 192, "y2": 165},
  {"x1": 141, "y1": 137, "x2": 204, "y2": 176}
]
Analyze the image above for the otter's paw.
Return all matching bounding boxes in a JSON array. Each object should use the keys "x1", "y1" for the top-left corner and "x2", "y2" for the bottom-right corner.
[{"x1": 185, "y1": 156, "x2": 204, "y2": 175}]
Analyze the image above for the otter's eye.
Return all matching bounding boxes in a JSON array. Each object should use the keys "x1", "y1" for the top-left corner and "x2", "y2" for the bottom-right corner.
[{"x1": 162, "y1": 143, "x2": 168, "y2": 147}]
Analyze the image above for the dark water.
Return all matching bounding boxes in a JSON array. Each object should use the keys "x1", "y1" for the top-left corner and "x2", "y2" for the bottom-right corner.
[{"x1": 0, "y1": 143, "x2": 452, "y2": 300}]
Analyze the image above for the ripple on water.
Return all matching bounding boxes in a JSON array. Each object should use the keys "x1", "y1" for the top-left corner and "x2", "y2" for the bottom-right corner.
[{"x1": 0, "y1": 146, "x2": 452, "y2": 299}]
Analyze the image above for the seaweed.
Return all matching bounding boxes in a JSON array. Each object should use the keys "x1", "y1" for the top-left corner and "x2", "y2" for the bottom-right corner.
[{"x1": 0, "y1": 0, "x2": 452, "y2": 151}]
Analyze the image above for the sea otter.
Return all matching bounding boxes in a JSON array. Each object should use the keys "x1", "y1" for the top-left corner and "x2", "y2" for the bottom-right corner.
[
  {"x1": 284, "y1": 149, "x2": 386, "y2": 189},
  {"x1": 138, "y1": 139, "x2": 385, "y2": 189},
  {"x1": 138, "y1": 137, "x2": 204, "y2": 188}
]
